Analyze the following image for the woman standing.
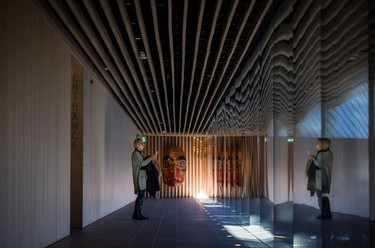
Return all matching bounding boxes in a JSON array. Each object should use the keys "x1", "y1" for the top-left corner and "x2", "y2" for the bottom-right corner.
[
  {"x1": 308, "y1": 138, "x2": 333, "y2": 219},
  {"x1": 131, "y1": 138, "x2": 158, "y2": 220}
]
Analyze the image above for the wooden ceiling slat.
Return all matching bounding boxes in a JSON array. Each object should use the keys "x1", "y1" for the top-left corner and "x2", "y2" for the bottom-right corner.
[
  {"x1": 150, "y1": 0, "x2": 172, "y2": 132},
  {"x1": 69, "y1": 0, "x2": 154, "y2": 132},
  {"x1": 133, "y1": 0, "x2": 164, "y2": 133},
  {"x1": 102, "y1": 0, "x2": 166, "y2": 133},
  {"x1": 188, "y1": 0, "x2": 223, "y2": 132},
  {"x1": 117, "y1": 0, "x2": 161, "y2": 133},
  {"x1": 200, "y1": 0, "x2": 273, "y2": 132},
  {"x1": 182, "y1": 0, "x2": 206, "y2": 133},
  {"x1": 83, "y1": 0, "x2": 154, "y2": 131},
  {"x1": 178, "y1": 0, "x2": 189, "y2": 133},
  {"x1": 48, "y1": 0, "x2": 150, "y2": 133},
  {"x1": 194, "y1": 0, "x2": 256, "y2": 132},
  {"x1": 187, "y1": 0, "x2": 239, "y2": 133},
  {"x1": 167, "y1": 0, "x2": 177, "y2": 131},
  {"x1": 42, "y1": 0, "x2": 278, "y2": 135},
  {"x1": 100, "y1": 1, "x2": 144, "y2": 93}
]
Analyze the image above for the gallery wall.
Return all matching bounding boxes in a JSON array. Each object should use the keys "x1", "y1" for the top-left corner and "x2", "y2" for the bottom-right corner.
[
  {"x1": 81, "y1": 68, "x2": 139, "y2": 227},
  {"x1": 0, "y1": 0, "x2": 71, "y2": 246},
  {"x1": 0, "y1": 0, "x2": 139, "y2": 246}
]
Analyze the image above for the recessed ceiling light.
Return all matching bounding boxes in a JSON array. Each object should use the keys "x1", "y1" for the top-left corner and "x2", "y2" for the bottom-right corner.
[{"x1": 139, "y1": 51, "x2": 147, "y2": 60}]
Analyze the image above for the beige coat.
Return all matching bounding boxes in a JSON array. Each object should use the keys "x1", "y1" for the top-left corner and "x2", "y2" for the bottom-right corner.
[
  {"x1": 132, "y1": 150, "x2": 153, "y2": 194},
  {"x1": 312, "y1": 149, "x2": 333, "y2": 193}
]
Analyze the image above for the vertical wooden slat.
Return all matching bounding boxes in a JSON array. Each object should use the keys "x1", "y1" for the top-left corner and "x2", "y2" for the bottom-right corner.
[{"x1": 143, "y1": 135, "x2": 265, "y2": 198}]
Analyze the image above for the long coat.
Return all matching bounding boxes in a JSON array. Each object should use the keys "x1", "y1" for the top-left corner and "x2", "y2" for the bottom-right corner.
[
  {"x1": 312, "y1": 149, "x2": 333, "y2": 193},
  {"x1": 132, "y1": 150, "x2": 153, "y2": 194},
  {"x1": 145, "y1": 161, "x2": 161, "y2": 197},
  {"x1": 305, "y1": 159, "x2": 316, "y2": 196}
]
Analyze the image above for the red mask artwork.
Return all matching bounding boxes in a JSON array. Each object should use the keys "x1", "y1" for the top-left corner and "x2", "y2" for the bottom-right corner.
[{"x1": 162, "y1": 146, "x2": 186, "y2": 186}]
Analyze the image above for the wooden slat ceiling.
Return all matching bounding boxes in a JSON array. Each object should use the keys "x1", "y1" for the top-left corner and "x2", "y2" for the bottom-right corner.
[{"x1": 36, "y1": 0, "x2": 273, "y2": 135}]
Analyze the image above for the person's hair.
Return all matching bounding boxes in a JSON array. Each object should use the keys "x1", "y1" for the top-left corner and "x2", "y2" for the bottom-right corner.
[
  {"x1": 133, "y1": 138, "x2": 144, "y2": 149},
  {"x1": 316, "y1": 138, "x2": 331, "y2": 150}
]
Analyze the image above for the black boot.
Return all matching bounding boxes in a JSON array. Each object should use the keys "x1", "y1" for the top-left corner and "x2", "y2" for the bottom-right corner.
[
  {"x1": 321, "y1": 196, "x2": 332, "y2": 219},
  {"x1": 138, "y1": 198, "x2": 149, "y2": 220},
  {"x1": 315, "y1": 194, "x2": 323, "y2": 219},
  {"x1": 132, "y1": 199, "x2": 142, "y2": 220}
]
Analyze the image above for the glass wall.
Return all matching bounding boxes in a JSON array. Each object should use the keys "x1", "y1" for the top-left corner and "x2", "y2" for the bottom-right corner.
[{"x1": 209, "y1": 0, "x2": 371, "y2": 246}]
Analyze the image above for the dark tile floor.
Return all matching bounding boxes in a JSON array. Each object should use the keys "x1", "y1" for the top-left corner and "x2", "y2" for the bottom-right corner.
[{"x1": 48, "y1": 197, "x2": 374, "y2": 248}]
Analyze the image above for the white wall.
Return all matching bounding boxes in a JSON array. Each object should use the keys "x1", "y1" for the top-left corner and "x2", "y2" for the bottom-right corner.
[
  {"x1": 82, "y1": 71, "x2": 138, "y2": 226},
  {"x1": 0, "y1": 0, "x2": 139, "y2": 247},
  {"x1": 0, "y1": 0, "x2": 71, "y2": 247}
]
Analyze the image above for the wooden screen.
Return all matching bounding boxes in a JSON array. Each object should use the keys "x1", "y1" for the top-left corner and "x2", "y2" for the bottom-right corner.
[{"x1": 144, "y1": 135, "x2": 266, "y2": 198}]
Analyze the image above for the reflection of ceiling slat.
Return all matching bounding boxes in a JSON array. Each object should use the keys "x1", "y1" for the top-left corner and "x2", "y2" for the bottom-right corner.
[{"x1": 209, "y1": 0, "x2": 368, "y2": 138}]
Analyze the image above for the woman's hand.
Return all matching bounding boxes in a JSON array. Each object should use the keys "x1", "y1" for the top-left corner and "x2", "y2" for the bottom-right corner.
[
  {"x1": 307, "y1": 151, "x2": 313, "y2": 160},
  {"x1": 152, "y1": 151, "x2": 158, "y2": 160}
]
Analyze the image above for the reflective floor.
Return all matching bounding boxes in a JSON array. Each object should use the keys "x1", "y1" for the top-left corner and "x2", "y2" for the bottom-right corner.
[{"x1": 48, "y1": 198, "x2": 374, "y2": 248}]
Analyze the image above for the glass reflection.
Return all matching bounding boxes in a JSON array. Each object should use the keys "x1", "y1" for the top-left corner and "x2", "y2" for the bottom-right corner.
[{"x1": 207, "y1": 0, "x2": 371, "y2": 246}]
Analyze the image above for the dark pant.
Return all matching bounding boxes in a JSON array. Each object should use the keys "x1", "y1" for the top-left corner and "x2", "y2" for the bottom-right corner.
[
  {"x1": 316, "y1": 190, "x2": 332, "y2": 219},
  {"x1": 133, "y1": 189, "x2": 146, "y2": 218},
  {"x1": 317, "y1": 190, "x2": 323, "y2": 209}
]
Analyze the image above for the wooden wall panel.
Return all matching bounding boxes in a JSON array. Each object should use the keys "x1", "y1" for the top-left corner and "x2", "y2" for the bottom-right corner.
[
  {"x1": 143, "y1": 135, "x2": 265, "y2": 198},
  {"x1": 0, "y1": 0, "x2": 71, "y2": 247}
]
